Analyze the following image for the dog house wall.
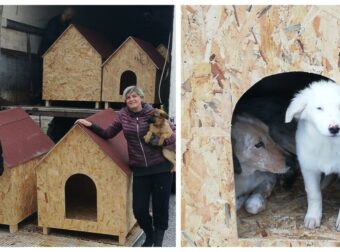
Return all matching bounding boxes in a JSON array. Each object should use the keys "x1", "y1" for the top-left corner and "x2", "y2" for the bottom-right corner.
[
  {"x1": 42, "y1": 24, "x2": 114, "y2": 102},
  {"x1": 102, "y1": 36, "x2": 164, "y2": 104},
  {"x1": 181, "y1": 5, "x2": 340, "y2": 246},
  {"x1": 36, "y1": 109, "x2": 135, "y2": 241},
  {"x1": 0, "y1": 108, "x2": 54, "y2": 230}
]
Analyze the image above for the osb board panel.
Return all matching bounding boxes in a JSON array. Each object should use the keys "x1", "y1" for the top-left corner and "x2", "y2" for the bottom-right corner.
[
  {"x1": 0, "y1": 157, "x2": 41, "y2": 225},
  {"x1": 181, "y1": 5, "x2": 340, "y2": 246},
  {"x1": 126, "y1": 178, "x2": 135, "y2": 233},
  {"x1": 102, "y1": 39, "x2": 157, "y2": 103},
  {"x1": 42, "y1": 26, "x2": 102, "y2": 102},
  {"x1": 0, "y1": 165, "x2": 15, "y2": 225},
  {"x1": 37, "y1": 126, "x2": 135, "y2": 237}
]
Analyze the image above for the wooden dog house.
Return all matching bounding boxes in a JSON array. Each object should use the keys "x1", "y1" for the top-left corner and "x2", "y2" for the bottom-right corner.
[
  {"x1": 0, "y1": 108, "x2": 54, "y2": 233},
  {"x1": 182, "y1": 5, "x2": 340, "y2": 246},
  {"x1": 42, "y1": 24, "x2": 114, "y2": 107},
  {"x1": 102, "y1": 36, "x2": 165, "y2": 106},
  {"x1": 36, "y1": 108, "x2": 136, "y2": 245}
]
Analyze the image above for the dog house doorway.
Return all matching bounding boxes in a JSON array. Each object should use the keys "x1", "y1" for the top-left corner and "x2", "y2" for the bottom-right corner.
[
  {"x1": 120, "y1": 70, "x2": 137, "y2": 95},
  {"x1": 232, "y1": 72, "x2": 340, "y2": 240},
  {"x1": 65, "y1": 173, "x2": 97, "y2": 221}
]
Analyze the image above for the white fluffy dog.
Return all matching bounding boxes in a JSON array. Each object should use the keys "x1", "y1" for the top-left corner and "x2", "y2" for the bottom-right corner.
[{"x1": 285, "y1": 80, "x2": 340, "y2": 230}]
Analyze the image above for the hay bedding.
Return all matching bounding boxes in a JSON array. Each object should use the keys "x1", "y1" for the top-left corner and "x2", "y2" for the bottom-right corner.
[{"x1": 238, "y1": 175, "x2": 340, "y2": 240}]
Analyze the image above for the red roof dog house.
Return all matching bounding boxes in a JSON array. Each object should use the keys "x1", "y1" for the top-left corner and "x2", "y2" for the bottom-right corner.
[
  {"x1": 42, "y1": 24, "x2": 114, "y2": 107},
  {"x1": 102, "y1": 36, "x2": 165, "y2": 106},
  {"x1": 36, "y1": 108, "x2": 136, "y2": 245},
  {"x1": 0, "y1": 108, "x2": 54, "y2": 233}
]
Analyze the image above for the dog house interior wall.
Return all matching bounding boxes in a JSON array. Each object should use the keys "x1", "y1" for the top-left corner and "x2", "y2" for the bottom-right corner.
[{"x1": 182, "y1": 5, "x2": 340, "y2": 246}]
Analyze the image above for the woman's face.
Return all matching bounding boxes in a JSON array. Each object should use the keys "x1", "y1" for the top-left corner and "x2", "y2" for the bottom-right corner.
[{"x1": 126, "y1": 91, "x2": 143, "y2": 112}]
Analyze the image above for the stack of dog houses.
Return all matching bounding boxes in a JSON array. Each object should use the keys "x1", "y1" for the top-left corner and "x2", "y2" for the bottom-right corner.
[
  {"x1": 0, "y1": 107, "x2": 138, "y2": 245},
  {"x1": 42, "y1": 24, "x2": 165, "y2": 107},
  {"x1": 2, "y1": 23, "x2": 163, "y2": 244},
  {"x1": 38, "y1": 23, "x2": 166, "y2": 245}
]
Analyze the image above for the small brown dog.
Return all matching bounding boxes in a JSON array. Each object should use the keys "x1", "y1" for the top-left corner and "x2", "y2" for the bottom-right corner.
[{"x1": 144, "y1": 109, "x2": 176, "y2": 171}]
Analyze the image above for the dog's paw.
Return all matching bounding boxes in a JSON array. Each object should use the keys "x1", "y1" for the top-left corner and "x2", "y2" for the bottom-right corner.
[
  {"x1": 244, "y1": 193, "x2": 266, "y2": 214},
  {"x1": 304, "y1": 215, "x2": 321, "y2": 229},
  {"x1": 157, "y1": 140, "x2": 165, "y2": 146},
  {"x1": 144, "y1": 136, "x2": 150, "y2": 143},
  {"x1": 236, "y1": 195, "x2": 248, "y2": 210}
]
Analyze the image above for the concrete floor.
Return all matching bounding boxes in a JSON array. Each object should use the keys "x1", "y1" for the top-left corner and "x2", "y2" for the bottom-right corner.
[{"x1": 0, "y1": 195, "x2": 176, "y2": 247}]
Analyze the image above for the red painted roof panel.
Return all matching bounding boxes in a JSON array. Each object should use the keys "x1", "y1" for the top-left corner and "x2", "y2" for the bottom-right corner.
[
  {"x1": 0, "y1": 108, "x2": 55, "y2": 168},
  {"x1": 74, "y1": 24, "x2": 115, "y2": 61},
  {"x1": 131, "y1": 36, "x2": 165, "y2": 69},
  {"x1": 81, "y1": 109, "x2": 130, "y2": 176}
]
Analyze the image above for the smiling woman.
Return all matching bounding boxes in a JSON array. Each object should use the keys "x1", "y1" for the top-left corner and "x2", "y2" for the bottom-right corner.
[
  {"x1": 75, "y1": 85, "x2": 176, "y2": 247},
  {"x1": 123, "y1": 86, "x2": 144, "y2": 112}
]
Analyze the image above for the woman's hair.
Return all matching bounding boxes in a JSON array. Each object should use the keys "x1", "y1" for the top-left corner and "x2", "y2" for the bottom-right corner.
[{"x1": 122, "y1": 86, "x2": 144, "y2": 99}]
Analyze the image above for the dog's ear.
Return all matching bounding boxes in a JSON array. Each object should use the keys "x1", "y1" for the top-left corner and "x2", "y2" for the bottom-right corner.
[
  {"x1": 285, "y1": 92, "x2": 307, "y2": 123},
  {"x1": 159, "y1": 111, "x2": 169, "y2": 119}
]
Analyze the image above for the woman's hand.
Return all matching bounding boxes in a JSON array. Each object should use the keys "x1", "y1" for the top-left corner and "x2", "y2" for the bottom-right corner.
[{"x1": 75, "y1": 119, "x2": 92, "y2": 127}]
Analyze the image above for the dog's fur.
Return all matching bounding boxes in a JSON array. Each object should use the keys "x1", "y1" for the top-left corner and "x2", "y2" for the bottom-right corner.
[
  {"x1": 285, "y1": 80, "x2": 340, "y2": 230},
  {"x1": 232, "y1": 114, "x2": 289, "y2": 214},
  {"x1": 144, "y1": 109, "x2": 176, "y2": 171}
]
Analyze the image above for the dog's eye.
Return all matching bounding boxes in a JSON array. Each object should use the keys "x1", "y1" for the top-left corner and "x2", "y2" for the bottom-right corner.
[
  {"x1": 255, "y1": 141, "x2": 265, "y2": 148},
  {"x1": 316, "y1": 107, "x2": 323, "y2": 111}
]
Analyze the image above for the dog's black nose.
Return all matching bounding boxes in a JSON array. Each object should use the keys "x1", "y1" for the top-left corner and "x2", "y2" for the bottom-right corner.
[{"x1": 329, "y1": 126, "x2": 340, "y2": 135}]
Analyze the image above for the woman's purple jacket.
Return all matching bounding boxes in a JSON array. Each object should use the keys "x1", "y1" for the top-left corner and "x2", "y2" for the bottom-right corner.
[{"x1": 89, "y1": 103, "x2": 176, "y2": 168}]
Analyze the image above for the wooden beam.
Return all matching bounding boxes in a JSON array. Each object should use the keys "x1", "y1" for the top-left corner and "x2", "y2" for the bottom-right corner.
[{"x1": 9, "y1": 224, "x2": 18, "y2": 233}]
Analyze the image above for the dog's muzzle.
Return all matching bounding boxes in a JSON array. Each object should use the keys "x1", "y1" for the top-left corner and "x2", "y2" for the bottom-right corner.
[{"x1": 329, "y1": 125, "x2": 340, "y2": 135}]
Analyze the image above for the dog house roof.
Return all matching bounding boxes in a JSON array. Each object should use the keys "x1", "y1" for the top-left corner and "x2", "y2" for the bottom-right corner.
[
  {"x1": 103, "y1": 36, "x2": 165, "y2": 69},
  {"x1": 0, "y1": 108, "x2": 54, "y2": 168},
  {"x1": 43, "y1": 24, "x2": 115, "y2": 61},
  {"x1": 81, "y1": 108, "x2": 130, "y2": 175}
]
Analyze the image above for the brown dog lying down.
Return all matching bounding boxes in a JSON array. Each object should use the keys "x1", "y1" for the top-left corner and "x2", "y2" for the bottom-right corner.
[
  {"x1": 232, "y1": 114, "x2": 290, "y2": 214},
  {"x1": 144, "y1": 109, "x2": 176, "y2": 171}
]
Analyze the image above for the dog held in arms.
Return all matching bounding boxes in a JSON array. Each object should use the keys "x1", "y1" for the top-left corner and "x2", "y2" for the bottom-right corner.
[
  {"x1": 285, "y1": 80, "x2": 340, "y2": 230},
  {"x1": 232, "y1": 114, "x2": 290, "y2": 214},
  {"x1": 144, "y1": 109, "x2": 176, "y2": 171}
]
